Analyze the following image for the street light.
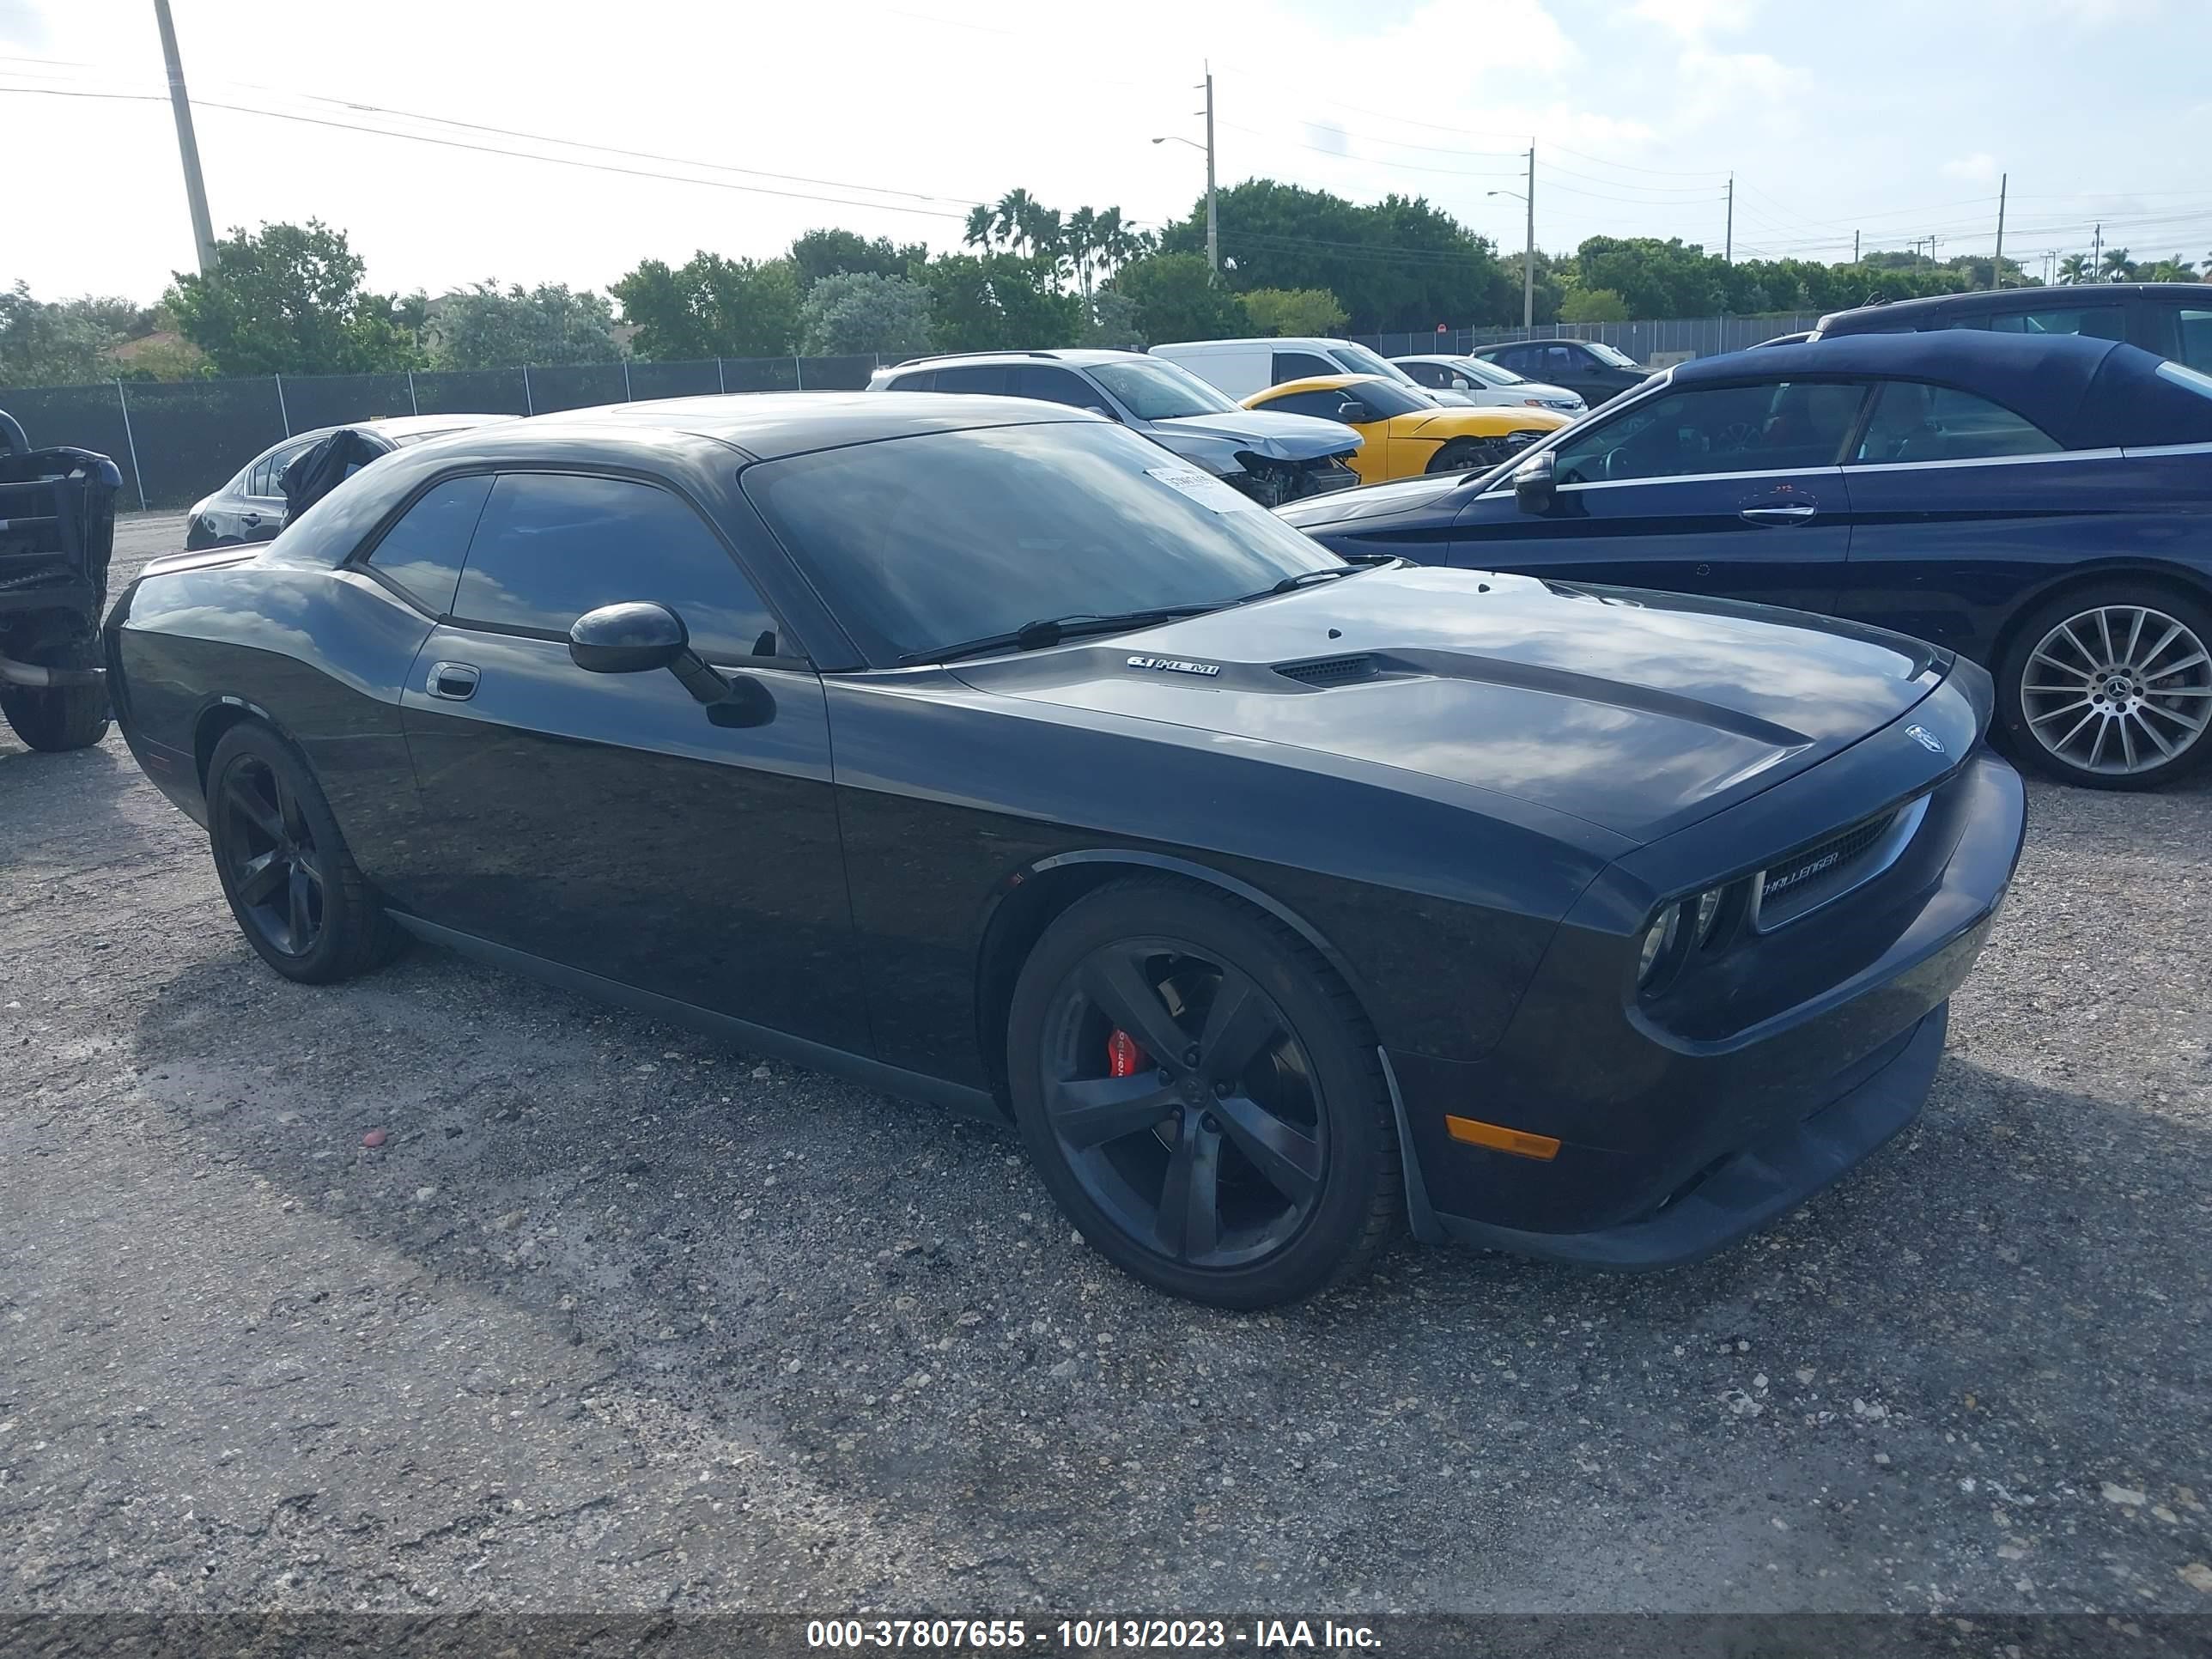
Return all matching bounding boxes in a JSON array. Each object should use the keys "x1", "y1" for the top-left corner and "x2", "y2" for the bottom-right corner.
[{"x1": 1150, "y1": 69, "x2": 1218, "y2": 277}]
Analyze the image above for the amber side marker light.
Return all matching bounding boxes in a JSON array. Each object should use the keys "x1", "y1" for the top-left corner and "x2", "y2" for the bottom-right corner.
[{"x1": 1443, "y1": 1115, "x2": 1562, "y2": 1161}]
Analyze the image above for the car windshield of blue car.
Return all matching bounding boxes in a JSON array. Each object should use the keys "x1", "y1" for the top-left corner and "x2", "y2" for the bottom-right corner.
[
  {"x1": 743, "y1": 421, "x2": 1346, "y2": 665},
  {"x1": 1090, "y1": 360, "x2": 1243, "y2": 420}
]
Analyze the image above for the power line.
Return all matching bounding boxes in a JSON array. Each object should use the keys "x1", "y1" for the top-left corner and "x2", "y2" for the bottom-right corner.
[{"x1": 0, "y1": 81, "x2": 974, "y2": 220}]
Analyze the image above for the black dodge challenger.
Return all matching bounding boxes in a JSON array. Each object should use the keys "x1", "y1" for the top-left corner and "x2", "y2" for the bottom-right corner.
[{"x1": 106, "y1": 394, "x2": 2027, "y2": 1307}]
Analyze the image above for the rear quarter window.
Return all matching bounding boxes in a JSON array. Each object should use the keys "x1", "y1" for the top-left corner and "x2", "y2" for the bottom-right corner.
[{"x1": 362, "y1": 474, "x2": 495, "y2": 615}]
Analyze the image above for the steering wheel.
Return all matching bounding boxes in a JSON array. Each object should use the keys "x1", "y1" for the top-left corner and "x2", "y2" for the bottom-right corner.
[{"x1": 1713, "y1": 421, "x2": 1759, "y2": 452}]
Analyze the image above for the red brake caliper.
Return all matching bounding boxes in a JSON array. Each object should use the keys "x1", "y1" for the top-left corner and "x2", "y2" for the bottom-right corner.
[{"x1": 1107, "y1": 1028, "x2": 1147, "y2": 1079}]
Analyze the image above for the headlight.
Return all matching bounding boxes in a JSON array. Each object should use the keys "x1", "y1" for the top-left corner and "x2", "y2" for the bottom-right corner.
[{"x1": 1637, "y1": 903, "x2": 1682, "y2": 986}]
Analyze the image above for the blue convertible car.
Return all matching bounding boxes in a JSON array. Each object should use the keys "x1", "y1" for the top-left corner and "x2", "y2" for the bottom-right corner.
[{"x1": 1279, "y1": 332, "x2": 2212, "y2": 789}]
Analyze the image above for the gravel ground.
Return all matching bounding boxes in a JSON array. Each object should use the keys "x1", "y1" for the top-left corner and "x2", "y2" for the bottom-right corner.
[{"x1": 2, "y1": 512, "x2": 2209, "y2": 1615}]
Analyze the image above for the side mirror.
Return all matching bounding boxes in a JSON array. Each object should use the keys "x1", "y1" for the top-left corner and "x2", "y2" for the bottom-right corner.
[
  {"x1": 1334, "y1": 398, "x2": 1365, "y2": 422},
  {"x1": 569, "y1": 601, "x2": 689, "y2": 674},
  {"x1": 569, "y1": 601, "x2": 776, "y2": 726},
  {"x1": 1450, "y1": 377, "x2": 1471, "y2": 390},
  {"x1": 1513, "y1": 451, "x2": 1557, "y2": 512}
]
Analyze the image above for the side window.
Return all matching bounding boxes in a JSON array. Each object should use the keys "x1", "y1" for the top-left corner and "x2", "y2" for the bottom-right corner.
[
  {"x1": 932, "y1": 364, "x2": 1011, "y2": 394},
  {"x1": 1542, "y1": 345, "x2": 1581, "y2": 378},
  {"x1": 884, "y1": 371, "x2": 936, "y2": 392},
  {"x1": 2177, "y1": 309, "x2": 2212, "y2": 373},
  {"x1": 1978, "y1": 306, "x2": 2127, "y2": 343},
  {"x1": 1273, "y1": 351, "x2": 1339, "y2": 383},
  {"x1": 1263, "y1": 389, "x2": 1362, "y2": 421},
  {"x1": 1550, "y1": 380, "x2": 1866, "y2": 485},
  {"x1": 1014, "y1": 366, "x2": 1103, "y2": 410},
  {"x1": 1399, "y1": 362, "x2": 1443, "y2": 387},
  {"x1": 362, "y1": 474, "x2": 495, "y2": 615},
  {"x1": 1850, "y1": 381, "x2": 2062, "y2": 464},
  {"x1": 453, "y1": 474, "x2": 782, "y2": 662},
  {"x1": 1488, "y1": 347, "x2": 1530, "y2": 373}
]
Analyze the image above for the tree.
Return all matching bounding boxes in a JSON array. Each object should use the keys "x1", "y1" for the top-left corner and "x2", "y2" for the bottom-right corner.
[
  {"x1": 1558, "y1": 287, "x2": 1630, "y2": 323},
  {"x1": 166, "y1": 220, "x2": 419, "y2": 375},
  {"x1": 1081, "y1": 289, "x2": 1146, "y2": 350},
  {"x1": 1109, "y1": 252, "x2": 1247, "y2": 344},
  {"x1": 0, "y1": 283, "x2": 151, "y2": 386},
  {"x1": 611, "y1": 252, "x2": 800, "y2": 359},
  {"x1": 1158, "y1": 179, "x2": 1513, "y2": 331},
  {"x1": 799, "y1": 272, "x2": 935, "y2": 356},
  {"x1": 1238, "y1": 287, "x2": 1348, "y2": 337},
  {"x1": 789, "y1": 228, "x2": 926, "y2": 292},
  {"x1": 2141, "y1": 255, "x2": 2201, "y2": 283},
  {"x1": 2100, "y1": 247, "x2": 2137, "y2": 283},
  {"x1": 428, "y1": 282, "x2": 618, "y2": 369},
  {"x1": 920, "y1": 253, "x2": 1082, "y2": 352},
  {"x1": 2057, "y1": 253, "x2": 2091, "y2": 285}
]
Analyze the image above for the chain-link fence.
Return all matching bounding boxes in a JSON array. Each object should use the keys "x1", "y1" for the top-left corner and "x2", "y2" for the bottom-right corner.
[
  {"x1": 1355, "y1": 314, "x2": 1823, "y2": 363},
  {"x1": 1, "y1": 353, "x2": 908, "y2": 509},
  {"x1": 3, "y1": 323, "x2": 1812, "y2": 511}
]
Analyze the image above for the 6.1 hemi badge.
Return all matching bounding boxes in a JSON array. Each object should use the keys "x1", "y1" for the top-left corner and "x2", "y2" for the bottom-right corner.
[{"x1": 1127, "y1": 654, "x2": 1223, "y2": 678}]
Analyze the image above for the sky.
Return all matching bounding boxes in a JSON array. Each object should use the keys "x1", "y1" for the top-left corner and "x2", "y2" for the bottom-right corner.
[{"x1": 3, "y1": 0, "x2": 2209, "y2": 307}]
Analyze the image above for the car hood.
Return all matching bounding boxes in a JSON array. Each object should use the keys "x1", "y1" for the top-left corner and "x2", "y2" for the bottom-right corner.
[
  {"x1": 1389, "y1": 407, "x2": 1572, "y2": 440},
  {"x1": 1151, "y1": 409, "x2": 1362, "y2": 459},
  {"x1": 951, "y1": 564, "x2": 1946, "y2": 843}
]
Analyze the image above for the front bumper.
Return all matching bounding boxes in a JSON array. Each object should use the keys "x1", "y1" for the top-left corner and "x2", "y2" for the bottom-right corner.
[{"x1": 1389, "y1": 733, "x2": 2025, "y2": 1269}]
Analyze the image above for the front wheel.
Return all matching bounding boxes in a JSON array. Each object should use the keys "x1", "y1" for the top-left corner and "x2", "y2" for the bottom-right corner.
[
  {"x1": 1996, "y1": 584, "x2": 2212, "y2": 789},
  {"x1": 0, "y1": 680, "x2": 109, "y2": 751},
  {"x1": 1425, "y1": 437, "x2": 1506, "y2": 475},
  {"x1": 1007, "y1": 878, "x2": 1401, "y2": 1308}
]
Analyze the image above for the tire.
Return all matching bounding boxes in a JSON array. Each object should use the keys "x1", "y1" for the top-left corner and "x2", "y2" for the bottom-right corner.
[
  {"x1": 1995, "y1": 581, "x2": 2212, "y2": 791},
  {"x1": 205, "y1": 722, "x2": 405, "y2": 983},
  {"x1": 0, "y1": 680, "x2": 109, "y2": 751},
  {"x1": 1425, "y1": 438, "x2": 1504, "y2": 475},
  {"x1": 1006, "y1": 878, "x2": 1401, "y2": 1308}
]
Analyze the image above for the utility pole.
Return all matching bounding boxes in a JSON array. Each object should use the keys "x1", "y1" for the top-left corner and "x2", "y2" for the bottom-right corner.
[
  {"x1": 152, "y1": 0, "x2": 217, "y2": 274},
  {"x1": 1522, "y1": 142, "x2": 1535, "y2": 330},
  {"x1": 1202, "y1": 67, "x2": 1218, "y2": 279},
  {"x1": 1854, "y1": 228, "x2": 1860, "y2": 262},
  {"x1": 1992, "y1": 173, "x2": 2007, "y2": 289},
  {"x1": 1724, "y1": 173, "x2": 1734, "y2": 264},
  {"x1": 2092, "y1": 222, "x2": 2103, "y2": 273}
]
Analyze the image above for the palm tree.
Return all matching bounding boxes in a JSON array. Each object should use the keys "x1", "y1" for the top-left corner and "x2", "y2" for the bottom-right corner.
[
  {"x1": 962, "y1": 204, "x2": 995, "y2": 252},
  {"x1": 2099, "y1": 246, "x2": 2136, "y2": 283},
  {"x1": 1024, "y1": 204, "x2": 1066, "y2": 280},
  {"x1": 2056, "y1": 252, "x2": 2091, "y2": 286},
  {"x1": 2142, "y1": 254, "x2": 2200, "y2": 283},
  {"x1": 992, "y1": 189, "x2": 1041, "y2": 255},
  {"x1": 1065, "y1": 206, "x2": 1099, "y2": 299}
]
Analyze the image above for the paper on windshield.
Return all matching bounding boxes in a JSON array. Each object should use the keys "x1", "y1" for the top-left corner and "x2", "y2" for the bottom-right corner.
[{"x1": 1146, "y1": 465, "x2": 1260, "y2": 514}]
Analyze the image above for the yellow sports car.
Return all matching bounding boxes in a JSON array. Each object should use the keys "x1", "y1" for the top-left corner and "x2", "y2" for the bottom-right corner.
[{"x1": 1243, "y1": 374, "x2": 1570, "y2": 483}]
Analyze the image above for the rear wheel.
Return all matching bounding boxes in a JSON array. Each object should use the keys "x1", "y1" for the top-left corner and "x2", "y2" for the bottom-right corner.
[
  {"x1": 1007, "y1": 878, "x2": 1401, "y2": 1308},
  {"x1": 1996, "y1": 583, "x2": 2212, "y2": 789},
  {"x1": 206, "y1": 722, "x2": 404, "y2": 982},
  {"x1": 0, "y1": 680, "x2": 108, "y2": 751}
]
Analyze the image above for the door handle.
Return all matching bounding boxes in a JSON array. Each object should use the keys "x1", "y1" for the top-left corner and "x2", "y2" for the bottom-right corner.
[
  {"x1": 1739, "y1": 503, "x2": 1820, "y2": 525},
  {"x1": 427, "y1": 660, "x2": 480, "y2": 701},
  {"x1": 241, "y1": 512, "x2": 261, "y2": 526}
]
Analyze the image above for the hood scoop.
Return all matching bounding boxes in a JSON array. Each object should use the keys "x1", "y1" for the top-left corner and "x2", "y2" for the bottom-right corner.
[{"x1": 1274, "y1": 653, "x2": 1381, "y2": 688}]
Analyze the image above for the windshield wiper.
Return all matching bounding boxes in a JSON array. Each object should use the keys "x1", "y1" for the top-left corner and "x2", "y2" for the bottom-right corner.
[
  {"x1": 1259, "y1": 556, "x2": 1401, "y2": 597},
  {"x1": 899, "y1": 605, "x2": 1224, "y2": 666}
]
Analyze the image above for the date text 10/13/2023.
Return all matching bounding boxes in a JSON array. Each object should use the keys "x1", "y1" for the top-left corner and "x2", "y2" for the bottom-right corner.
[{"x1": 805, "y1": 1618, "x2": 1382, "y2": 1650}]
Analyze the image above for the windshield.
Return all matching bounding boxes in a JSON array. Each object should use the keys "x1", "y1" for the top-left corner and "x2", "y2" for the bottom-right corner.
[
  {"x1": 1337, "y1": 378, "x2": 1431, "y2": 419},
  {"x1": 1454, "y1": 356, "x2": 1523, "y2": 386},
  {"x1": 1090, "y1": 358, "x2": 1242, "y2": 420},
  {"x1": 744, "y1": 422, "x2": 1342, "y2": 665},
  {"x1": 1328, "y1": 343, "x2": 1419, "y2": 385},
  {"x1": 1588, "y1": 342, "x2": 1640, "y2": 368}
]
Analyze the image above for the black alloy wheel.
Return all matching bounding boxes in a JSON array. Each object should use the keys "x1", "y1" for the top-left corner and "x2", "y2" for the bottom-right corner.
[
  {"x1": 1008, "y1": 879, "x2": 1400, "y2": 1308},
  {"x1": 218, "y1": 752, "x2": 328, "y2": 958},
  {"x1": 205, "y1": 722, "x2": 405, "y2": 983},
  {"x1": 1425, "y1": 437, "x2": 1505, "y2": 474}
]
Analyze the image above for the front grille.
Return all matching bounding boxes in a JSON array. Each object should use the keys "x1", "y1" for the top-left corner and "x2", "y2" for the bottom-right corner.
[
  {"x1": 1753, "y1": 795, "x2": 1928, "y2": 931},
  {"x1": 1274, "y1": 654, "x2": 1377, "y2": 687}
]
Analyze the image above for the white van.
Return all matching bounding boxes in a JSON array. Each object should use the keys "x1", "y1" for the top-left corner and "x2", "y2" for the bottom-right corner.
[{"x1": 1147, "y1": 337, "x2": 1471, "y2": 404}]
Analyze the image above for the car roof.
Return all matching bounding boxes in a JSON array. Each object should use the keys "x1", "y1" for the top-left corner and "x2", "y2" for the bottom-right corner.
[
  {"x1": 1817, "y1": 282, "x2": 2212, "y2": 331},
  {"x1": 409, "y1": 392, "x2": 1102, "y2": 464},
  {"x1": 1254, "y1": 374, "x2": 1381, "y2": 396},
  {"x1": 1674, "y1": 330, "x2": 2212, "y2": 449},
  {"x1": 1390, "y1": 355, "x2": 1474, "y2": 365},
  {"x1": 883, "y1": 349, "x2": 1146, "y2": 372}
]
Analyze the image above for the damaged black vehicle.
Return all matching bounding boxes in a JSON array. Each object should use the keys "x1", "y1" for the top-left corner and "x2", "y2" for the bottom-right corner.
[
  {"x1": 0, "y1": 408, "x2": 118, "y2": 751},
  {"x1": 106, "y1": 394, "x2": 2025, "y2": 1308}
]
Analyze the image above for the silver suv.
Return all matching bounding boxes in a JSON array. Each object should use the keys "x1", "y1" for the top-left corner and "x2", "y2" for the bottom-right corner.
[{"x1": 867, "y1": 349, "x2": 1362, "y2": 506}]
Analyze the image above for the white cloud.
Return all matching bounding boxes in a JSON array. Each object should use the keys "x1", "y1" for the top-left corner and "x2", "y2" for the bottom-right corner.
[
  {"x1": 1670, "y1": 48, "x2": 1812, "y2": 137},
  {"x1": 1631, "y1": 0, "x2": 1758, "y2": 37},
  {"x1": 1942, "y1": 153, "x2": 1999, "y2": 182}
]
